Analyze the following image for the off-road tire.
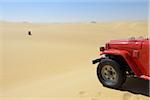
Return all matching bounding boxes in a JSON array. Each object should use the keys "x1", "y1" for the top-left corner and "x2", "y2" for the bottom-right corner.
[{"x1": 97, "y1": 58, "x2": 126, "y2": 88}]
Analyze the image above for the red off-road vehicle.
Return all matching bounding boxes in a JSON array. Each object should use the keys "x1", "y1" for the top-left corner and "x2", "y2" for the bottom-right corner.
[{"x1": 92, "y1": 38, "x2": 149, "y2": 88}]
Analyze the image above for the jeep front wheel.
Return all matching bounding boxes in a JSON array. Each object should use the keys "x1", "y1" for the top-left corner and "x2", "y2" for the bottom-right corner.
[{"x1": 97, "y1": 59, "x2": 126, "y2": 88}]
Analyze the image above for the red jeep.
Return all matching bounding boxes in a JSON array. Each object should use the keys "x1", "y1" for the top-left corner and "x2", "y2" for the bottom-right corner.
[{"x1": 92, "y1": 38, "x2": 149, "y2": 88}]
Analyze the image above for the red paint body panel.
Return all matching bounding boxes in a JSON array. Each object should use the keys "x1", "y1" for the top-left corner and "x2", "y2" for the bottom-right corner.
[{"x1": 100, "y1": 39, "x2": 150, "y2": 80}]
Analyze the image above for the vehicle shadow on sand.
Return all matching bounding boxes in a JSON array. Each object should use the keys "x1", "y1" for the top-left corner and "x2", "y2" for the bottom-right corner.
[{"x1": 117, "y1": 77, "x2": 149, "y2": 96}]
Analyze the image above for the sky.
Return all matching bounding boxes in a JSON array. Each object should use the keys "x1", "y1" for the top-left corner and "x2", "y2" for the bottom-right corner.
[{"x1": 0, "y1": 0, "x2": 149, "y2": 23}]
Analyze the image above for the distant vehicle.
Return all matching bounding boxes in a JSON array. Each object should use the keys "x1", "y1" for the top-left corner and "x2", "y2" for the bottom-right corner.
[
  {"x1": 90, "y1": 21, "x2": 97, "y2": 24},
  {"x1": 92, "y1": 38, "x2": 149, "y2": 88}
]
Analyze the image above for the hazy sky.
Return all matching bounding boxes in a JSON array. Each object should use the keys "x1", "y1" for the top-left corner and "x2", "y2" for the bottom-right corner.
[{"x1": 0, "y1": 0, "x2": 148, "y2": 23}]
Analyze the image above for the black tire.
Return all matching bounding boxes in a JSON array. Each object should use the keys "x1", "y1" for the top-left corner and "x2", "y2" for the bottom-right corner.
[{"x1": 97, "y1": 58, "x2": 126, "y2": 88}]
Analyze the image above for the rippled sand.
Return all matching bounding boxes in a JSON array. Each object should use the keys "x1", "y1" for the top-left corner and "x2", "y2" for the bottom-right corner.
[{"x1": 0, "y1": 21, "x2": 149, "y2": 100}]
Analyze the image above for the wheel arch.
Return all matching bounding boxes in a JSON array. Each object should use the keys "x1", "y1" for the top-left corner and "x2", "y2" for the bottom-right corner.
[
  {"x1": 100, "y1": 49, "x2": 142, "y2": 77},
  {"x1": 105, "y1": 54, "x2": 132, "y2": 74}
]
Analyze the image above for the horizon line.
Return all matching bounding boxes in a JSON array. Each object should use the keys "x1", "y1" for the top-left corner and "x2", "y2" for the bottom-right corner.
[{"x1": 0, "y1": 19, "x2": 148, "y2": 24}]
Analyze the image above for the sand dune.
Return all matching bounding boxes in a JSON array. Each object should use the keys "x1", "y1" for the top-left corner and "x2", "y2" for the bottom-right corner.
[{"x1": 0, "y1": 21, "x2": 149, "y2": 100}]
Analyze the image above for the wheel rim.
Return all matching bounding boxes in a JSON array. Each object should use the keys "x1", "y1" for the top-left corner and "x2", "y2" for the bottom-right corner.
[{"x1": 101, "y1": 65, "x2": 118, "y2": 83}]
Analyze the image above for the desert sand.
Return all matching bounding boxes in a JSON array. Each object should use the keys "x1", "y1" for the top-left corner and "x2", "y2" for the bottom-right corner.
[{"x1": 0, "y1": 21, "x2": 149, "y2": 100}]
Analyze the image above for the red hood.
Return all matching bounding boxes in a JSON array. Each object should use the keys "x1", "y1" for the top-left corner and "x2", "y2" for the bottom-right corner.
[{"x1": 107, "y1": 39, "x2": 148, "y2": 50}]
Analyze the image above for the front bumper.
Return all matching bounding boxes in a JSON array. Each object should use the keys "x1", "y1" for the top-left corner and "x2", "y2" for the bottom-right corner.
[
  {"x1": 92, "y1": 55, "x2": 106, "y2": 64},
  {"x1": 92, "y1": 58, "x2": 100, "y2": 64}
]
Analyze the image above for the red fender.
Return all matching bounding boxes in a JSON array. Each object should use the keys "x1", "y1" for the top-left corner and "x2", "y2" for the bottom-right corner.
[{"x1": 100, "y1": 49, "x2": 142, "y2": 77}]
